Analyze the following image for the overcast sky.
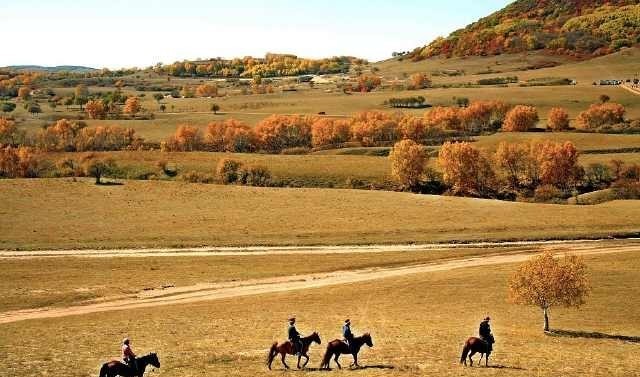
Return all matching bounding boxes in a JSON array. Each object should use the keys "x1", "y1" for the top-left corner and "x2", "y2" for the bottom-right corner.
[{"x1": 2, "y1": 0, "x2": 512, "y2": 69}]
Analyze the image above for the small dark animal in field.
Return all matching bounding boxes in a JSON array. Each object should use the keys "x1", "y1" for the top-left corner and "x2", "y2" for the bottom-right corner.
[
  {"x1": 267, "y1": 332, "x2": 321, "y2": 370},
  {"x1": 99, "y1": 352, "x2": 160, "y2": 377},
  {"x1": 460, "y1": 337, "x2": 491, "y2": 367},
  {"x1": 318, "y1": 111, "x2": 326, "y2": 115},
  {"x1": 319, "y1": 333, "x2": 373, "y2": 370}
]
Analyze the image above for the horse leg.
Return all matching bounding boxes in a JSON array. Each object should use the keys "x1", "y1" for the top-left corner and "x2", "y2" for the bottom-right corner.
[
  {"x1": 334, "y1": 354, "x2": 342, "y2": 370},
  {"x1": 486, "y1": 353, "x2": 489, "y2": 367},
  {"x1": 297, "y1": 353, "x2": 303, "y2": 369},
  {"x1": 352, "y1": 353, "x2": 359, "y2": 368},
  {"x1": 302, "y1": 354, "x2": 309, "y2": 368},
  {"x1": 469, "y1": 350, "x2": 476, "y2": 367},
  {"x1": 479, "y1": 353, "x2": 483, "y2": 365},
  {"x1": 281, "y1": 353, "x2": 289, "y2": 369}
]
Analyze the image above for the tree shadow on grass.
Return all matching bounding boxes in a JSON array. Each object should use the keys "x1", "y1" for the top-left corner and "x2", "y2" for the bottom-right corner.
[
  {"x1": 96, "y1": 181, "x2": 124, "y2": 186},
  {"x1": 546, "y1": 329, "x2": 640, "y2": 343}
]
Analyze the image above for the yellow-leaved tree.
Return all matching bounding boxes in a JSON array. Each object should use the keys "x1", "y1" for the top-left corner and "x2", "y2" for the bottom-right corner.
[
  {"x1": 508, "y1": 251, "x2": 590, "y2": 332},
  {"x1": 389, "y1": 139, "x2": 427, "y2": 191}
]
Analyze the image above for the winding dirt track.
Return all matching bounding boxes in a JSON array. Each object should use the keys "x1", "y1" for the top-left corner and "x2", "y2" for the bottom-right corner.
[{"x1": 1, "y1": 241, "x2": 637, "y2": 325}]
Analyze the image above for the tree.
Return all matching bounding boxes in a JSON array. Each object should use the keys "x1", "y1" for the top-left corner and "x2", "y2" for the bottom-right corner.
[
  {"x1": 123, "y1": 97, "x2": 141, "y2": 116},
  {"x1": 205, "y1": 119, "x2": 256, "y2": 152},
  {"x1": 196, "y1": 84, "x2": 218, "y2": 98},
  {"x1": 216, "y1": 158, "x2": 243, "y2": 184},
  {"x1": 74, "y1": 84, "x2": 89, "y2": 99},
  {"x1": 508, "y1": 251, "x2": 590, "y2": 332},
  {"x1": 27, "y1": 103, "x2": 42, "y2": 117},
  {"x1": 438, "y1": 142, "x2": 496, "y2": 197},
  {"x1": 494, "y1": 141, "x2": 529, "y2": 189},
  {"x1": 576, "y1": 103, "x2": 625, "y2": 130},
  {"x1": 547, "y1": 107, "x2": 570, "y2": 131},
  {"x1": 599, "y1": 94, "x2": 610, "y2": 104},
  {"x1": 356, "y1": 74, "x2": 382, "y2": 92},
  {"x1": 211, "y1": 103, "x2": 220, "y2": 114},
  {"x1": 82, "y1": 155, "x2": 117, "y2": 184},
  {"x1": 17, "y1": 86, "x2": 31, "y2": 101},
  {"x1": 0, "y1": 118, "x2": 19, "y2": 145},
  {"x1": 311, "y1": 118, "x2": 351, "y2": 147},
  {"x1": 159, "y1": 104, "x2": 166, "y2": 112},
  {"x1": 389, "y1": 139, "x2": 428, "y2": 190},
  {"x1": 85, "y1": 99, "x2": 106, "y2": 119},
  {"x1": 164, "y1": 125, "x2": 203, "y2": 151},
  {"x1": 502, "y1": 105, "x2": 539, "y2": 132},
  {"x1": 152, "y1": 93, "x2": 164, "y2": 102},
  {"x1": 408, "y1": 73, "x2": 432, "y2": 90},
  {"x1": 1, "y1": 102, "x2": 16, "y2": 113},
  {"x1": 535, "y1": 141, "x2": 582, "y2": 189}
]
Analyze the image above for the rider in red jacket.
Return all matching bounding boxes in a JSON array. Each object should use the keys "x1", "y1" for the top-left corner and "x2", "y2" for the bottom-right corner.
[{"x1": 122, "y1": 338, "x2": 138, "y2": 372}]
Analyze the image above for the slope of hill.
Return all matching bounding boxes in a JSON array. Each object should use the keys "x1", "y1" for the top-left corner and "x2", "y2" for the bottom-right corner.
[
  {"x1": 409, "y1": 0, "x2": 640, "y2": 60},
  {"x1": 3, "y1": 65, "x2": 96, "y2": 73}
]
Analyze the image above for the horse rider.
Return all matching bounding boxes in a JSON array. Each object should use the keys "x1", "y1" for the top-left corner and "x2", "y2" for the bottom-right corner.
[
  {"x1": 343, "y1": 319, "x2": 355, "y2": 355},
  {"x1": 121, "y1": 338, "x2": 138, "y2": 373},
  {"x1": 288, "y1": 317, "x2": 303, "y2": 356},
  {"x1": 479, "y1": 317, "x2": 495, "y2": 352}
]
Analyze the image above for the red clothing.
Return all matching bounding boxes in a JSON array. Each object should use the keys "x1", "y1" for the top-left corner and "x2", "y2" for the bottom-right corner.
[{"x1": 122, "y1": 344, "x2": 135, "y2": 360}]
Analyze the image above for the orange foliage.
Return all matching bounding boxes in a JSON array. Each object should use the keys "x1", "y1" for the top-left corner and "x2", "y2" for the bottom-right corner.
[
  {"x1": 195, "y1": 84, "x2": 218, "y2": 98},
  {"x1": 0, "y1": 118, "x2": 18, "y2": 145},
  {"x1": 310, "y1": 118, "x2": 351, "y2": 148},
  {"x1": 494, "y1": 141, "x2": 530, "y2": 189},
  {"x1": 254, "y1": 115, "x2": 313, "y2": 153},
  {"x1": 576, "y1": 103, "x2": 625, "y2": 130},
  {"x1": 75, "y1": 126, "x2": 140, "y2": 152},
  {"x1": 85, "y1": 99, "x2": 106, "y2": 119},
  {"x1": 438, "y1": 142, "x2": 496, "y2": 196},
  {"x1": 398, "y1": 116, "x2": 427, "y2": 141},
  {"x1": 17, "y1": 86, "x2": 30, "y2": 100},
  {"x1": 205, "y1": 119, "x2": 256, "y2": 152},
  {"x1": 408, "y1": 73, "x2": 431, "y2": 90},
  {"x1": 356, "y1": 74, "x2": 382, "y2": 92},
  {"x1": 0, "y1": 145, "x2": 38, "y2": 178},
  {"x1": 502, "y1": 105, "x2": 539, "y2": 132},
  {"x1": 547, "y1": 107, "x2": 570, "y2": 131},
  {"x1": 123, "y1": 97, "x2": 141, "y2": 115},
  {"x1": 533, "y1": 141, "x2": 582, "y2": 188},
  {"x1": 350, "y1": 111, "x2": 398, "y2": 146},
  {"x1": 424, "y1": 106, "x2": 461, "y2": 130},
  {"x1": 164, "y1": 125, "x2": 203, "y2": 152},
  {"x1": 389, "y1": 139, "x2": 428, "y2": 189}
]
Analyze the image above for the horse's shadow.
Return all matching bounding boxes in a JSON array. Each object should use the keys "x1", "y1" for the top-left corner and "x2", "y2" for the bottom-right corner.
[
  {"x1": 547, "y1": 329, "x2": 640, "y2": 343},
  {"x1": 484, "y1": 364, "x2": 526, "y2": 371},
  {"x1": 309, "y1": 365, "x2": 395, "y2": 372}
]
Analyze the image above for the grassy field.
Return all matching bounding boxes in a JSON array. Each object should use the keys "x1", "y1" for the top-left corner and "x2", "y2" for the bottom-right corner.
[
  {"x1": 1, "y1": 179, "x2": 639, "y2": 250},
  {"x1": 0, "y1": 247, "x2": 507, "y2": 311},
  {"x1": 0, "y1": 250, "x2": 638, "y2": 377}
]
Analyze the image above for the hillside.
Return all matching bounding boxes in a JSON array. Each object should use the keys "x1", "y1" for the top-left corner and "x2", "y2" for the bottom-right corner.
[
  {"x1": 3, "y1": 65, "x2": 96, "y2": 73},
  {"x1": 409, "y1": 0, "x2": 640, "y2": 60}
]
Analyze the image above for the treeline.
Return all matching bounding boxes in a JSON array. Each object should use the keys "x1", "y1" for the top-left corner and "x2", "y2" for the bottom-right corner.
[
  {"x1": 155, "y1": 54, "x2": 367, "y2": 78},
  {"x1": 389, "y1": 138, "x2": 640, "y2": 202},
  {"x1": 410, "y1": 1, "x2": 640, "y2": 60}
]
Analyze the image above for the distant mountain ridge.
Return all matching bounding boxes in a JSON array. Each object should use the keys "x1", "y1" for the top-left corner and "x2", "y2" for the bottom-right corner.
[
  {"x1": 409, "y1": 0, "x2": 640, "y2": 61},
  {"x1": 3, "y1": 65, "x2": 97, "y2": 73}
]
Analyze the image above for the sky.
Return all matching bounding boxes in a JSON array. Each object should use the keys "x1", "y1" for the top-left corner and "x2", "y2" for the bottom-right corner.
[{"x1": 1, "y1": 0, "x2": 512, "y2": 69}]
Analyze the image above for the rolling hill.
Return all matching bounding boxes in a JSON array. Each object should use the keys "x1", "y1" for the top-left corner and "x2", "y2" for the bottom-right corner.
[
  {"x1": 409, "y1": 0, "x2": 640, "y2": 61},
  {"x1": 2, "y1": 65, "x2": 96, "y2": 73}
]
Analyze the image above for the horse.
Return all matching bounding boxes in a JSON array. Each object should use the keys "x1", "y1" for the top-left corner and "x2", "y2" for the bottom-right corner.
[
  {"x1": 460, "y1": 337, "x2": 492, "y2": 367},
  {"x1": 99, "y1": 353, "x2": 160, "y2": 377},
  {"x1": 319, "y1": 333, "x2": 373, "y2": 370},
  {"x1": 266, "y1": 332, "x2": 321, "y2": 370}
]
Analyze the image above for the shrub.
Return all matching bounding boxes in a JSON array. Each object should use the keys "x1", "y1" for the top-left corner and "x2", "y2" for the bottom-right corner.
[
  {"x1": 502, "y1": 105, "x2": 539, "y2": 132},
  {"x1": 238, "y1": 164, "x2": 271, "y2": 186},
  {"x1": 356, "y1": 74, "x2": 382, "y2": 92},
  {"x1": 216, "y1": 158, "x2": 243, "y2": 184},
  {"x1": 181, "y1": 170, "x2": 214, "y2": 184},
  {"x1": 547, "y1": 107, "x2": 570, "y2": 131},
  {"x1": 82, "y1": 154, "x2": 117, "y2": 184},
  {"x1": 85, "y1": 99, "x2": 106, "y2": 119},
  {"x1": 533, "y1": 184, "x2": 563, "y2": 202}
]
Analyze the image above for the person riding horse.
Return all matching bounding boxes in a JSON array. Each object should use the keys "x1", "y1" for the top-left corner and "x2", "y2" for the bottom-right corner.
[
  {"x1": 121, "y1": 338, "x2": 137, "y2": 373},
  {"x1": 479, "y1": 317, "x2": 495, "y2": 353},
  {"x1": 342, "y1": 319, "x2": 355, "y2": 355},
  {"x1": 288, "y1": 318, "x2": 304, "y2": 356}
]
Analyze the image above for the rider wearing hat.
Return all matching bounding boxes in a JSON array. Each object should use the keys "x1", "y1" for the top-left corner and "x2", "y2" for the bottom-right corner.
[
  {"x1": 121, "y1": 338, "x2": 138, "y2": 372},
  {"x1": 287, "y1": 317, "x2": 303, "y2": 356},
  {"x1": 479, "y1": 317, "x2": 495, "y2": 352},
  {"x1": 343, "y1": 319, "x2": 355, "y2": 355}
]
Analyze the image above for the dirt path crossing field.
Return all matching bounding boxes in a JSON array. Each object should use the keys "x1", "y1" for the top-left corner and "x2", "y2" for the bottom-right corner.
[{"x1": 1, "y1": 242, "x2": 636, "y2": 324}]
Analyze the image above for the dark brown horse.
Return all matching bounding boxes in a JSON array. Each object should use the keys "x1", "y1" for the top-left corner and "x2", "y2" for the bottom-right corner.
[
  {"x1": 99, "y1": 353, "x2": 160, "y2": 377},
  {"x1": 266, "y1": 332, "x2": 321, "y2": 370},
  {"x1": 460, "y1": 337, "x2": 492, "y2": 367},
  {"x1": 319, "y1": 333, "x2": 373, "y2": 370}
]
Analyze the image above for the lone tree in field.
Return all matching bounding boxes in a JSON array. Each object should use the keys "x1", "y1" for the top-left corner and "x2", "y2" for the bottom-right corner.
[
  {"x1": 211, "y1": 103, "x2": 220, "y2": 114},
  {"x1": 123, "y1": 97, "x2": 141, "y2": 116},
  {"x1": 508, "y1": 251, "x2": 590, "y2": 332},
  {"x1": 83, "y1": 155, "x2": 117, "y2": 184},
  {"x1": 389, "y1": 139, "x2": 427, "y2": 191}
]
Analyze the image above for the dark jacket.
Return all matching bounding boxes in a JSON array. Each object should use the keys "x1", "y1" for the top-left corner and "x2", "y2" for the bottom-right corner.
[
  {"x1": 288, "y1": 324, "x2": 301, "y2": 341},
  {"x1": 479, "y1": 320, "x2": 491, "y2": 338},
  {"x1": 343, "y1": 324, "x2": 353, "y2": 340}
]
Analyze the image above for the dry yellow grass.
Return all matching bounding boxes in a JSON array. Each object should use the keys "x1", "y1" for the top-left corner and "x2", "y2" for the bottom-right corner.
[
  {"x1": 0, "y1": 251, "x2": 638, "y2": 377},
  {"x1": 1, "y1": 179, "x2": 639, "y2": 250}
]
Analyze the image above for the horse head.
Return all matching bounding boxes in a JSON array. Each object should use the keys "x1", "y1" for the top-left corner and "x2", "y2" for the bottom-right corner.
[
  {"x1": 362, "y1": 333, "x2": 373, "y2": 347},
  {"x1": 146, "y1": 352, "x2": 161, "y2": 368},
  {"x1": 311, "y1": 331, "x2": 322, "y2": 345}
]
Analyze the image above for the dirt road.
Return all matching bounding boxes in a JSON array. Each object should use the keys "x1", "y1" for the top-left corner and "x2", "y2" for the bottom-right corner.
[{"x1": 0, "y1": 242, "x2": 636, "y2": 324}]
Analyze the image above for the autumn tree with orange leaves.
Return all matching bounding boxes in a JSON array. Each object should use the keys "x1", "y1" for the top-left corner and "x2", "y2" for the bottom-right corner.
[
  {"x1": 85, "y1": 99, "x2": 106, "y2": 119},
  {"x1": 356, "y1": 74, "x2": 381, "y2": 92},
  {"x1": 164, "y1": 125, "x2": 203, "y2": 151},
  {"x1": 534, "y1": 141, "x2": 582, "y2": 189},
  {"x1": 494, "y1": 141, "x2": 530, "y2": 189},
  {"x1": 0, "y1": 118, "x2": 21, "y2": 145},
  {"x1": 350, "y1": 111, "x2": 398, "y2": 146},
  {"x1": 576, "y1": 103, "x2": 625, "y2": 130},
  {"x1": 17, "y1": 86, "x2": 31, "y2": 101},
  {"x1": 311, "y1": 118, "x2": 351, "y2": 148},
  {"x1": 408, "y1": 73, "x2": 431, "y2": 90},
  {"x1": 509, "y1": 251, "x2": 590, "y2": 332},
  {"x1": 196, "y1": 83, "x2": 218, "y2": 98},
  {"x1": 438, "y1": 142, "x2": 496, "y2": 197},
  {"x1": 123, "y1": 97, "x2": 141, "y2": 115},
  {"x1": 205, "y1": 119, "x2": 256, "y2": 152},
  {"x1": 547, "y1": 107, "x2": 570, "y2": 131},
  {"x1": 253, "y1": 115, "x2": 313, "y2": 153},
  {"x1": 0, "y1": 145, "x2": 38, "y2": 178},
  {"x1": 502, "y1": 105, "x2": 539, "y2": 132},
  {"x1": 389, "y1": 139, "x2": 428, "y2": 190}
]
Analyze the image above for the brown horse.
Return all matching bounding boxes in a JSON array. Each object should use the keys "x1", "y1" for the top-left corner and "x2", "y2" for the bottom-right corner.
[
  {"x1": 99, "y1": 353, "x2": 160, "y2": 377},
  {"x1": 460, "y1": 337, "x2": 492, "y2": 367},
  {"x1": 319, "y1": 333, "x2": 373, "y2": 370},
  {"x1": 266, "y1": 332, "x2": 321, "y2": 370}
]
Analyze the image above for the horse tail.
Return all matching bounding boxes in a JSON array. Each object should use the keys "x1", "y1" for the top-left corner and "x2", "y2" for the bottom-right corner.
[
  {"x1": 266, "y1": 342, "x2": 278, "y2": 369},
  {"x1": 99, "y1": 363, "x2": 108, "y2": 377},
  {"x1": 460, "y1": 343, "x2": 470, "y2": 364},
  {"x1": 320, "y1": 344, "x2": 333, "y2": 369}
]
